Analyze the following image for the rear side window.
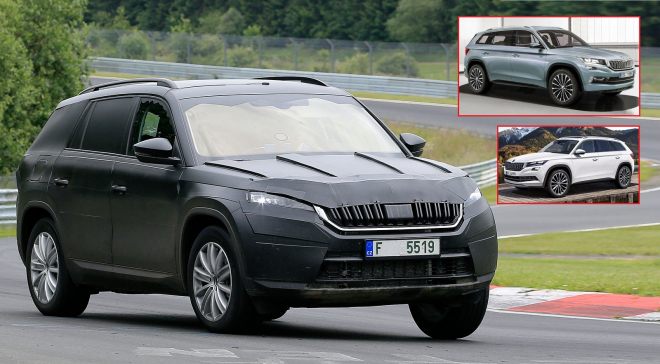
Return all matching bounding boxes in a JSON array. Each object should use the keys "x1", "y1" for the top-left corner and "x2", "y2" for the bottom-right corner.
[
  {"x1": 579, "y1": 140, "x2": 595, "y2": 153},
  {"x1": 610, "y1": 141, "x2": 626, "y2": 151},
  {"x1": 81, "y1": 98, "x2": 135, "y2": 154},
  {"x1": 488, "y1": 31, "x2": 514, "y2": 46},
  {"x1": 594, "y1": 140, "x2": 611, "y2": 152}
]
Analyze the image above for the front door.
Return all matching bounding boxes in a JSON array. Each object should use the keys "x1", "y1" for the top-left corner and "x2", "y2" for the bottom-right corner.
[
  {"x1": 570, "y1": 140, "x2": 601, "y2": 183},
  {"x1": 509, "y1": 31, "x2": 546, "y2": 87},
  {"x1": 110, "y1": 98, "x2": 183, "y2": 275}
]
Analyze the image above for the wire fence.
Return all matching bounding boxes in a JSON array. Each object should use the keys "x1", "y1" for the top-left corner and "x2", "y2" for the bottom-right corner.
[{"x1": 84, "y1": 29, "x2": 458, "y2": 81}]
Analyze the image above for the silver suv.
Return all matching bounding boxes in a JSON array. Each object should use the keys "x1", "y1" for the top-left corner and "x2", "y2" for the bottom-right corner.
[{"x1": 464, "y1": 26, "x2": 636, "y2": 106}]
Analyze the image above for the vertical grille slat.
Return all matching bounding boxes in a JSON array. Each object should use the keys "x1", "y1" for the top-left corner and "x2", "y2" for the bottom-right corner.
[
  {"x1": 608, "y1": 59, "x2": 633, "y2": 71},
  {"x1": 504, "y1": 162, "x2": 524, "y2": 171},
  {"x1": 323, "y1": 201, "x2": 462, "y2": 229}
]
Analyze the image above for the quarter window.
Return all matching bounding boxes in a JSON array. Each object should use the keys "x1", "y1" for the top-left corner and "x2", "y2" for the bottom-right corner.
[
  {"x1": 128, "y1": 100, "x2": 175, "y2": 155},
  {"x1": 80, "y1": 98, "x2": 135, "y2": 154},
  {"x1": 610, "y1": 141, "x2": 626, "y2": 151},
  {"x1": 476, "y1": 35, "x2": 489, "y2": 44}
]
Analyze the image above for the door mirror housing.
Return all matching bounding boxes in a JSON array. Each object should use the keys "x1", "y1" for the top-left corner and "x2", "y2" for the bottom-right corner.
[
  {"x1": 574, "y1": 149, "x2": 586, "y2": 156},
  {"x1": 529, "y1": 42, "x2": 543, "y2": 49},
  {"x1": 134, "y1": 138, "x2": 181, "y2": 165},
  {"x1": 399, "y1": 133, "x2": 426, "y2": 157}
]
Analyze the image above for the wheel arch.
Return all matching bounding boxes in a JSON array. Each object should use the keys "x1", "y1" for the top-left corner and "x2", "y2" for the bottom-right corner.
[
  {"x1": 616, "y1": 161, "x2": 633, "y2": 179},
  {"x1": 18, "y1": 201, "x2": 58, "y2": 266},
  {"x1": 543, "y1": 164, "x2": 573, "y2": 186},
  {"x1": 467, "y1": 59, "x2": 490, "y2": 81},
  {"x1": 546, "y1": 62, "x2": 584, "y2": 91}
]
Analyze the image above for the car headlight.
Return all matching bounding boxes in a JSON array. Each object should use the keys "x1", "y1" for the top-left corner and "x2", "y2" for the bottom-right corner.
[
  {"x1": 247, "y1": 192, "x2": 313, "y2": 211},
  {"x1": 525, "y1": 160, "x2": 548, "y2": 167},
  {"x1": 464, "y1": 187, "x2": 482, "y2": 207},
  {"x1": 578, "y1": 57, "x2": 606, "y2": 66}
]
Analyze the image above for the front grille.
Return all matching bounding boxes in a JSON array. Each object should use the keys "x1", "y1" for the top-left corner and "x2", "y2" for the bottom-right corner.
[
  {"x1": 505, "y1": 162, "x2": 525, "y2": 171},
  {"x1": 505, "y1": 176, "x2": 538, "y2": 182},
  {"x1": 608, "y1": 59, "x2": 633, "y2": 71},
  {"x1": 312, "y1": 248, "x2": 474, "y2": 288},
  {"x1": 324, "y1": 202, "x2": 462, "y2": 229}
]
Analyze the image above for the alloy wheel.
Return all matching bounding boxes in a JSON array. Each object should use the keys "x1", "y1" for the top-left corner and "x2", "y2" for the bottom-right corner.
[
  {"x1": 30, "y1": 232, "x2": 59, "y2": 304},
  {"x1": 193, "y1": 242, "x2": 232, "y2": 322},
  {"x1": 550, "y1": 171, "x2": 569, "y2": 196},
  {"x1": 469, "y1": 67, "x2": 484, "y2": 91},
  {"x1": 619, "y1": 166, "x2": 631, "y2": 186},
  {"x1": 552, "y1": 73, "x2": 573, "y2": 103}
]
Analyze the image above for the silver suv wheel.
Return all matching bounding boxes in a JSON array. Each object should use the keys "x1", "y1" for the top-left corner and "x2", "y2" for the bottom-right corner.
[
  {"x1": 192, "y1": 242, "x2": 232, "y2": 322},
  {"x1": 30, "y1": 232, "x2": 59, "y2": 304},
  {"x1": 551, "y1": 73, "x2": 573, "y2": 103},
  {"x1": 469, "y1": 67, "x2": 484, "y2": 91}
]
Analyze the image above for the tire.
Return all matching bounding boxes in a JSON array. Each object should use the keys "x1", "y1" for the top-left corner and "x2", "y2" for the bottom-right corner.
[
  {"x1": 514, "y1": 186, "x2": 527, "y2": 190},
  {"x1": 26, "y1": 218, "x2": 90, "y2": 317},
  {"x1": 260, "y1": 308, "x2": 289, "y2": 321},
  {"x1": 409, "y1": 288, "x2": 489, "y2": 340},
  {"x1": 615, "y1": 165, "x2": 632, "y2": 189},
  {"x1": 468, "y1": 64, "x2": 492, "y2": 94},
  {"x1": 544, "y1": 169, "x2": 571, "y2": 198},
  {"x1": 548, "y1": 69, "x2": 583, "y2": 106},
  {"x1": 187, "y1": 226, "x2": 261, "y2": 333}
]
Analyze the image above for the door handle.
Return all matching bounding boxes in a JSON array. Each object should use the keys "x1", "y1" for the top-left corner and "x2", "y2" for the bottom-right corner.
[
  {"x1": 54, "y1": 178, "x2": 69, "y2": 186},
  {"x1": 111, "y1": 185, "x2": 127, "y2": 193},
  {"x1": 483, "y1": 52, "x2": 489, "y2": 55},
  {"x1": 513, "y1": 54, "x2": 520, "y2": 57},
  {"x1": 616, "y1": 156, "x2": 621, "y2": 159},
  {"x1": 592, "y1": 158, "x2": 598, "y2": 161}
]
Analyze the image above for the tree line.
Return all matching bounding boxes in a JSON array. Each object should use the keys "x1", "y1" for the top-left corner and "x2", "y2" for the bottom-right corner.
[{"x1": 87, "y1": 0, "x2": 659, "y2": 46}]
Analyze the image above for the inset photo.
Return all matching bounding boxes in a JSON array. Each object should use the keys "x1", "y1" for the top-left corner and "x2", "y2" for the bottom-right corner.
[
  {"x1": 459, "y1": 16, "x2": 640, "y2": 116},
  {"x1": 497, "y1": 126, "x2": 640, "y2": 204}
]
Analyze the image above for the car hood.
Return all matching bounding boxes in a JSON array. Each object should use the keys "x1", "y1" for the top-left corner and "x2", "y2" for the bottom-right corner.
[
  {"x1": 197, "y1": 153, "x2": 476, "y2": 206},
  {"x1": 553, "y1": 46, "x2": 631, "y2": 61},
  {"x1": 507, "y1": 152, "x2": 569, "y2": 164}
]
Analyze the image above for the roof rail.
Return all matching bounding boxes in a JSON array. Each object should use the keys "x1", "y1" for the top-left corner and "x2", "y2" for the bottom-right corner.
[
  {"x1": 79, "y1": 78, "x2": 178, "y2": 95},
  {"x1": 253, "y1": 76, "x2": 327, "y2": 87},
  {"x1": 560, "y1": 136, "x2": 588, "y2": 139}
]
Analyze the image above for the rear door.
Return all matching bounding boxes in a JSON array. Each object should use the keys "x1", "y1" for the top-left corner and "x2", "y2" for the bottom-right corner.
[
  {"x1": 570, "y1": 140, "x2": 600, "y2": 183},
  {"x1": 110, "y1": 97, "x2": 183, "y2": 275},
  {"x1": 478, "y1": 31, "x2": 515, "y2": 82},
  {"x1": 595, "y1": 140, "x2": 620, "y2": 180},
  {"x1": 48, "y1": 97, "x2": 136, "y2": 273}
]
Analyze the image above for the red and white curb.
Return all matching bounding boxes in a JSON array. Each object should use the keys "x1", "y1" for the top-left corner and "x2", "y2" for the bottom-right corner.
[{"x1": 488, "y1": 286, "x2": 660, "y2": 322}]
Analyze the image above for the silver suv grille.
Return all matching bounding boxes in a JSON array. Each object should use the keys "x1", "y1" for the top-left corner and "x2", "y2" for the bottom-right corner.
[
  {"x1": 608, "y1": 59, "x2": 633, "y2": 71},
  {"x1": 505, "y1": 162, "x2": 525, "y2": 171}
]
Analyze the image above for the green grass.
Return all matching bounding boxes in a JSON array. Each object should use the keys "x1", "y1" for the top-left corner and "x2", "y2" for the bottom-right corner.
[
  {"x1": 0, "y1": 226, "x2": 16, "y2": 238},
  {"x1": 500, "y1": 224, "x2": 660, "y2": 256},
  {"x1": 350, "y1": 91, "x2": 457, "y2": 105},
  {"x1": 481, "y1": 185, "x2": 496, "y2": 204},
  {"x1": 640, "y1": 161, "x2": 658, "y2": 183},
  {"x1": 384, "y1": 121, "x2": 494, "y2": 166},
  {"x1": 641, "y1": 108, "x2": 660, "y2": 119},
  {"x1": 493, "y1": 258, "x2": 660, "y2": 297}
]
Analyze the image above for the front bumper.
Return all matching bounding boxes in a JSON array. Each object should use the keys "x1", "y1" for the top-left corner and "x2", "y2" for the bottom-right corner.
[
  {"x1": 578, "y1": 64, "x2": 636, "y2": 93},
  {"x1": 503, "y1": 167, "x2": 545, "y2": 188},
  {"x1": 234, "y1": 197, "x2": 497, "y2": 307}
]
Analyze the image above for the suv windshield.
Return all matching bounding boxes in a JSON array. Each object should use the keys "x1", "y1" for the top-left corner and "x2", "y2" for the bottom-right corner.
[
  {"x1": 536, "y1": 30, "x2": 589, "y2": 49},
  {"x1": 540, "y1": 139, "x2": 579, "y2": 154},
  {"x1": 180, "y1": 94, "x2": 402, "y2": 159}
]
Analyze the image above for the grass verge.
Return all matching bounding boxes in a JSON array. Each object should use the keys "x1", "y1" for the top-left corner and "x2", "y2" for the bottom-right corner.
[
  {"x1": 481, "y1": 185, "x2": 496, "y2": 204},
  {"x1": 384, "y1": 121, "x2": 494, "y2": 166},
  {"x1": 640, "y1": 161, "x2": 658, "y2": 183},
  {"x1": 500, "y1": 224, "x2": 660, "y2": 256},
  {"x1": 0, "y1": 226, "x2": 16, "y2": 238},
  {"x1": 493, "y1": 258, "x2": 660, "y2": 297},
  {"x1": 641, "y1": 109, "x2": 660, "y2": 118}
]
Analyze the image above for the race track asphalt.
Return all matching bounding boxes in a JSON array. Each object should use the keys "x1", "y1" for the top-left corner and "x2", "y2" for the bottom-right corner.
[{"x1": 1, "y1": 238, "x2": 658, "y2": 364}]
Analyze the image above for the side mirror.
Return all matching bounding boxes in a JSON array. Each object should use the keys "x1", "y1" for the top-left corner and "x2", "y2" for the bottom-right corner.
[
  {"x1": 574, "y1": 149, "x2": 586, "y2": 156},
  {"x1": 134, "y1": 138, "x2": 180, "y2": 165},
  {"x1": 400, "y1": 133, "x2": 426, "y2": 157},
  {"x1": 529, "y1": 42, "x2": 543, "y2": 49}
]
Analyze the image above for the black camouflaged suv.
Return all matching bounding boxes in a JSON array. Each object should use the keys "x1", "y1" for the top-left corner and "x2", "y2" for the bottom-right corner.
[{"x1": 16, "y1": 77, "x2": 497, "y2": 339}]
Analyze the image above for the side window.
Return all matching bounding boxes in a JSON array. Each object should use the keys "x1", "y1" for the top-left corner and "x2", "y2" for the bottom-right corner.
[
  {"x1": 80, "y1": 98, "x2": 135, "y2": 154},
  {"x1": 610, "y1": 141, "x2": 626, "y2": 152},
  {"x1": 488, "y1": 31, "x2": 514, "y2": 46},
  {"x1": 579, "y1": 140, "x2": 595, "y2": 153},
  {"x1": 128, "y1": 99, "x2": 175, "y2": 155},
  {"x1": 476, "y1": 35, "x2": 489, "y2": 44},
  {"x1": 514, "y1": 31, "x2": 539, "y2": 47},
  {"x1": 595, "y1": 140, "x2": 611, "y2": 152}
]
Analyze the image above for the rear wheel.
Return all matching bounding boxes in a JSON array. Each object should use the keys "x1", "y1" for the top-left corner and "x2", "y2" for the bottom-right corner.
[
  {"x1": 615, "y1": 165, "x2": 632, "y2": 188},
  {"x1": 409, "y1": 288, "x2": 489, "y2": 339},
  {"x1": 548, "y1": 69, "x2": 583, "y2": 106},
  {"x1": 188, "y1": 226, "x2": 261, "y2": 333},
  {"x1": 26, "y1": 218, "x2": 90, "y2": 317},
  {"x1": 468, "y1": 64, "x2": 492, "y2": 94},
  {"x1": 545, "y1": 169, "x2": 571, "y2": 198}
]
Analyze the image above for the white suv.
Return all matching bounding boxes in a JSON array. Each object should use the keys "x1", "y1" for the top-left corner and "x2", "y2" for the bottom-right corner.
[{"x1": 503, "y1": 136, "x2": 635, "y2": 198}]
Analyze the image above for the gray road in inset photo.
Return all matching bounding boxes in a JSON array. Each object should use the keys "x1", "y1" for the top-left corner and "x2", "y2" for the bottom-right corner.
[{"x1": 1, "y1": 238, "x2": 658, "y2": 364}]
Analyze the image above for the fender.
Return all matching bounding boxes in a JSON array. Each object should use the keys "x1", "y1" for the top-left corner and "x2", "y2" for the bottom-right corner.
[
  {"x1": 543, "y1": 164, "x2": 573, "y2": 185},
  {"x1": 17, "y1": 200, "x2": 59, "y2": 265},
  {"x1": 466, "y1": 59, "x2": 490, "y2": 81},
  {"x1": 546, "y1": 62, "x2": 585, "y2": 90}
]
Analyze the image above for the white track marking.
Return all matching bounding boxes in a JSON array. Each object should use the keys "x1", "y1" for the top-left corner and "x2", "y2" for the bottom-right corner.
[
  {"x1": 498, "y1": 222, "x2": 660, "y2": 239},
  {"x1": 488, "y1": 287, "x2": 587, "y2": 310},
  {"x1": 621, "y1": 312, "x2": 660, "y2": 321},
  {"x1": 488, "y1": 309, "x2": 660, "y2": 324},
  {"x1": 134, "y1": 347, "x2": 237, "y2": 357}
]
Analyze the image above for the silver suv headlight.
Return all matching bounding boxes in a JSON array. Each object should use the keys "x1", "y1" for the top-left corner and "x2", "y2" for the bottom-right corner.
[
  {"x1": 247, "y1": 192, "x2": 313, "y2": 211},
  {"x1": 578, "y1": 57, "x2": 606, "y2": 66}
]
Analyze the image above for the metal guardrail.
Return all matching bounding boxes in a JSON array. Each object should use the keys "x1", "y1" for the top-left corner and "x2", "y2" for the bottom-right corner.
[
  {"x1": 90, "y1": 57, "x2": 458, "y2": 98},
  {"x1": 641, "y1": 93, "x2": 660, "y2": 109},
  {"x1": 0, "y1": 159, "x2": 496, "y2": 227}
]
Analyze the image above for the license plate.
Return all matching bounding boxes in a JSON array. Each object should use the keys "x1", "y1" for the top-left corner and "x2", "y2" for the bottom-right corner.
[
  {"x1": 365, "y1": 239, "x2": 440, "y2": 258},
  {"x1": 505, "y1": 170, "x2": 516, "y2": 176},
  {"x1": 620, "y1": 71, "x2": 633, "y2": 78}
]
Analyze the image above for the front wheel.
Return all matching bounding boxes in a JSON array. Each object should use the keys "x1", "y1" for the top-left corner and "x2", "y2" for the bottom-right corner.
[
  {"x1": 188, "y1": 226, "x2": 261, "y2": 333},
  {"x1": 548, "y1": 69, "x2": 583, "y2": 106},
  {"x1": 615, "y1": 165, "x2": 632, "y2": 188},
  {"x1": 545, "y1": 169, "x2": 571, "y2": 198},
  {"x1": 409, "y1": 288, "x2": 489, "y2": 339},
  {"x1": 26, "y1": 218, "x2": 90, "y2": 317}
]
